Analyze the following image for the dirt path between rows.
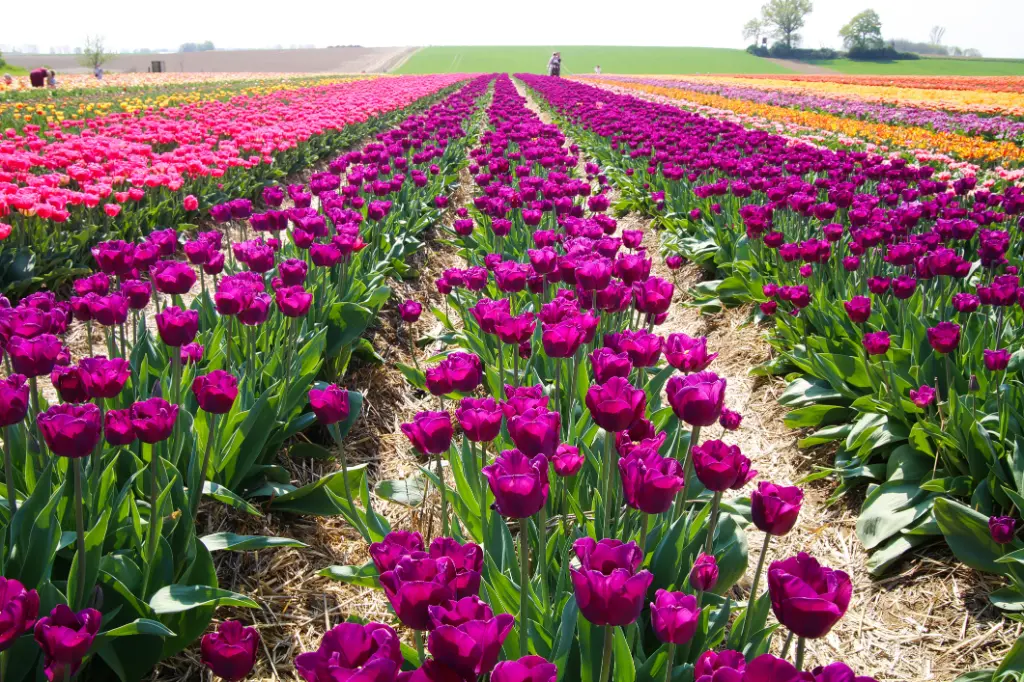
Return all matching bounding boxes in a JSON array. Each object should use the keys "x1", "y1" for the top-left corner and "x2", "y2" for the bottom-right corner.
[
  {"x1": 763, "y1": 58, "x2": 840, "y2": 75},
  {"x1": 514, "y1": 80, "x2": 1012, "y2": 681}
]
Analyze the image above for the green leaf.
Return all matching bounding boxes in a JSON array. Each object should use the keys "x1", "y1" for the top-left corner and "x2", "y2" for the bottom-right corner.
[
  {"x1": 933, "y1": 497, "x2": 1008, "y2": 576},
  {"x1": 319, "y1": 562, "x2": 379, "y2": 588},
  {"x1": 612, "y1": 626, "x2": 635, "y2": 682},
  {"x1": 200, "y1": 533, "x2": 306, "y2": 552},
  {"x1": 375, "y1": 477, "x2": 428, "y2": 507},
  {"x1": 856, "y1": 482, "x2": 933, "y2": 550},
  {"x1": 149, "y1": 585, "x2": 259, "y2": 614},
  {"x1": 202, "y1": 481, "x2": 262, "y2": 516},
  {"x1": 990, "y1": 585, "x2": 1024, "y2": 613},
  {"x1": 552, "y1": 596, "x2": 578, "y2": 682},
  {"x1": 783, "y1": 404, "x2": 852, "y2": 429},
  {"x1": 102, "y1": 618, "x2": 177, "y2": 638},
  {"x1": 995, "y1": 634, "x2": 1024, "y2": 680}
]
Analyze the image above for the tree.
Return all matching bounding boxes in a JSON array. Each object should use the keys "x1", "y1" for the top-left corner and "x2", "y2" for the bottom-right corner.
[
  {"x1": 839, "y1": 9, "x2": 884, "y2": 50},
  {"x1": 929, "y1": 26, "x2": 946, "y2": 45},
  {"x1": 80, "y1": 35, "x2": 110, "y2": 70},
  {"x1": 758, "y1": 0, "x2": 814, "y2": 50},
  {"x1": 964, "y1": 48, "x2": 982, "y2": 58},
  {"x1": 743, "y1": 18, "x2": 765, "y2": 44}
]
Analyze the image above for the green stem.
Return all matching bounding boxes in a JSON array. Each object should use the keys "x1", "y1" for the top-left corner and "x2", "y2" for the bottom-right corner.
[
  {"x1": 638, "y1": 513, "x2": 649, "y2": 553},
  {"x1": 190, "y1": 413, "x2": 217, "y2": 519},
  {"x1": 703, "y1": 491, "x2": 723, "y2": 555},
  {"x1": 141, "y1": 442, "x2": 161, "y2": 599},
  {"x1": 414, "y1": 630, "x2": 425, "y2": 665},
  {"x1": 601, "y1": 429, "x2": 615, "y2": 539},
  {"x1": 537, "y1": 506, "x2": 550, "y2": 622},
  {"x1": 436, "y1": 450, "x2": 449, "y2": 537},
  {"x1": 599, "y1": 625, "x2": 615, "y2": 682},
  {"x1": 794, "y1": 636, "x2": 806, "y2": 671},
  {"x1": 73, "y1": 459, "x2": 87, "y2": 610},
  {"x1": 567, "y1": 352, "x2": 578, "y2": 437},
  {"x1": 662, "y1": 642, "x2": 675, "y2": 682},
  {"x1": 675, "y1": 424, "x2": 701, "y2": 521},
  {"x1": 741, "y1": 533, "x2": 772, "y2": 646},
  {"x1": 519, "y1": 517, "x2": 531, "y2": 657},
  {"x1": 479, "y1": 442, "x2": 488, "y2": 544},
  {"x1": 780, "y1": 630, "x2": 795, "y2": 659},
  {"x1": 3, "y1": 426, "x2": 15, "y2": 518},
  {"x1": 554, "y1": 358, "x2": 561, "y2": 436}
]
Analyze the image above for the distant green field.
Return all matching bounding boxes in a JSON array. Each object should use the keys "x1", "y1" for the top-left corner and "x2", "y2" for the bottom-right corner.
[
  {"x1": 803, "y1": 57, "x2": 1024, "y2": 76},
  {"x1": 1, "y1": 64, "x2": 28, "y2": 76},
  {"x1": 395, "y1": 46, "x2": 794, "y2": 75}
]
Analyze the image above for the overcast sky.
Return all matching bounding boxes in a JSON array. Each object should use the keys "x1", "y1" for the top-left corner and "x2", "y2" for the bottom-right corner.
[{"x1": 5, "y1": 0, "x2": 1022, "y2": 59}]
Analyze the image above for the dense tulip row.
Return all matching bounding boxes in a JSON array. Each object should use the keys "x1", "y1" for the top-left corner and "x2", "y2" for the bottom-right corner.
[
  {"x1": 0, "y1": 73, "x2": 492, "y2": 681},
  {"x1": 520, "y1": 72, "x2": 1024, "y2": 597},
  {"x1": 314, "y1": 74, "x2": 877, "y2": 682},
  {"x1": 589, "y1": 77, "x2": 1024, "y2": 165},
  {"x1": 590, "y1": 75, "x2": 1024, "y2": 143},
  {"x1": 716, "y1": 73, "x2": 1024, "y2": 97},
  {"x1": 0, "y1": 74, "x2": 465, "y2": 296}
]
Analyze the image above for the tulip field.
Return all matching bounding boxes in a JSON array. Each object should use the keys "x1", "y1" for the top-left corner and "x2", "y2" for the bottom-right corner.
[{"x1": 0, "y1": 65, "x2": 1023, "y2": 682}]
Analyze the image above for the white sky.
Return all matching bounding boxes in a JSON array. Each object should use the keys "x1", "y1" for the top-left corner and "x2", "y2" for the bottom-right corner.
[{"x1": 5, "y1": 0, "x2": 1023, "y2": 59}]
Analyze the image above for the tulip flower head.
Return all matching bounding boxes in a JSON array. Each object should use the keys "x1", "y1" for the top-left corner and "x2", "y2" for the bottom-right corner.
[
  {"x1": 0, "y1": 577, "x2": 39, "y2": 652},
  {"x1": 379, "y1": 555, "x2": 457, "y2": 631},
  {"x1": 369, "y1": 530, "x2": 425, "y2": 574},
  {"x1": 309, "y1": 384, "x2": 351, "y2": 425},
  {"x1": 666, "y1": 371, "x2": 726, "y2": 427},
  {"x1": 689, "y1": 553, "x2": 719, "y2": 592},
  {"x1": 33, "y1": 605, "x2": 102, "y2": 681},
  {"x1": 295, "y1": 622, "x2": 403, "y2": 682},
  {"x1": 401, "y1": 411, "x2": 453, "y2": 455},
  {"x1": 482, "y1": 449, "x2": 549, "y2": 518},
  {"x1": 201, "y1": 620, "x2": 259, "y2": 681},
  {"x1": 0, "y1": 375, "x2": 29, "y2": 427},
  {"x1": 570, "y1": 538, "x2": 653, "y2": 626},
  {"x1": 650, "y1": 590, "x2": 700, "y2": 645},
  {"x1": 751, "y1": 482, "x2": 804, "y2": 536},
  {"x1": 767, "y1": 552, "x2": 852, "y2": 639},
  {"x1": 38, "y1": 403, "x2": 102, "y2": 458},
  {"x1": 585, "y1": 376, "x2": 646, "y2": 433},
  {"x1": 990, "y1": 516, "x2": 1017, "y2": 545},
  {"x1": 491, "y1": 656, "x2": 558, "y2": 682},
  {"x1": 692, "y1": 439, "x2": 756, "y2": 492},
  {"x1": 192, "y1": 371, "x2": 240, "y2": 414}
]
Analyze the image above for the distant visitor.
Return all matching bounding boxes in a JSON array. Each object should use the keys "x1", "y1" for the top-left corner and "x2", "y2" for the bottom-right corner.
[
  {"x1": 594, "y1": 65, "x2": 601, "y2": 74},
  {"x1": 547, "y1": 52, "x2": 561, "y2": 77},
  {"x1": 29, "y1": 68, "x2": 48, "y2": 88},
  {"x1": 94, "y1": 66, "x2": 104, "y2": 80}
]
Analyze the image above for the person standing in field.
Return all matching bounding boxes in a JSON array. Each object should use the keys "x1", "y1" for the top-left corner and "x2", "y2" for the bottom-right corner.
[
  {"x1": 594, "y1": 65, "x2": 601, "y2": 74},
  {"x1": 547, "y1": 52, "x2": 561, "y2": 77},
  {"x1": 94, "y1": 65, "x2": 104, "y2": 80}
]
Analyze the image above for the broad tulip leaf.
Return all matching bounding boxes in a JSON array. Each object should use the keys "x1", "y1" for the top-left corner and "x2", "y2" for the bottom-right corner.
[
  {"x1": 102, "y1": 618, "x2": 177, "y2": 638},
  {"x1": 320, "y1": 562, "x2": 379, "y2": 588},
  {"x1": 200, "y1": 533, "x2": 306, "y2": 552}
]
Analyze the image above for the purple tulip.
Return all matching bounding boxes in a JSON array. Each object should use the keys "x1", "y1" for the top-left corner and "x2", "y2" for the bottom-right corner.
[
  {"x1": 491, "y1": 656, "x2": 558, "y2": 682},
  {"x1": 215, "y1": 281, "x2": 255, "y2": 317},
  {"x1": 239, "y1": 294, "x2": 272, "y2": 326},
  {"x1": 589, "y1": 348, "x2": 632, "y2": 384},
  {"x1": 482, "y1": 449, "x2": 549, "y2": 518},
  {"x1": 768, "y1": 553, "x2": 852, "y2": 639},
  {"x1": 507, "y1": 408, "x2": 560, "y2": 458},
  {"x1": 400, "y1": 659, "x2": 467, "y2": 682},
  {"x1": 399, "y1": 300, "x2": 423, "y2": 323},
  {"x1": 633, "y1": 277, "x2": 674, "y2": 318},
  {"x1": 129, "y1": 398, "x2": 178, "y2": 444},
  {"x1": 156, "y1": 306, "x2": 199, "y2": 347},
  {"x1": 618, "y1": 448, "x2": 685, "y2": 514},
  {"x1": 7, "y1": 334, "x2": 62, "y2": 378},
  {"x1": 78, "y1": 356, "x2": 130, "y2": 399},
  {"x1": 104, "y1": 409, "x2": 137, "y2": 446},
  {"x1": 150, "y1": 260, "x2": 197, "y2": 296},
  {"x1": 494, "y1": 312, "x2": 536, "y2": 345},
  {"x1": 455, "y1": 397, "x2": 503, "y2": 443},
  {"x1": 192, "y1": 371, "x2": 239, "y2": 414},
  {"x1": 694, "y1": 650, "x2": 745, "y2": 682},
  {"x1": 606, "y1": 330, "x2": 662, "y2": 368},
  {"x1": 180, "y1": 343, "x2": 204, "y2": 365},
  {"x1": 570, "y1": 537, "x2": 653, "y2": 626},
  {"x1": 663, "y1": 334, "x2": 717, "y2": 373},
  {"x1": 50, "y1": 366, "x2": 90, "y2": 404},
  {"x1": 309, "y1": 384, "x2": 351, "y2": 425},
  {"x1": 295, "y1": 622, "x2": 403, "y2": 682},
  {"x1": 585, "y1": 376, "x2": 646, "y2": 433},
  {"x1": 862, "y1": 331, "x2": 890, "y2": 356},
  {"x1": 369, "y1": 531, "x2": 425, "y2": 574},
  {"x1": 501, "y1": 384, "x2": 549, "y2": 419},
  {"x1": 425, "y1": 366, "x2": 453, "y2": 397},
  {"x1": 0, "y1": 577, "x2": 39, "y2": 652},
  {"x1": 91, "y1": 240, "x2": 135, "y2": 276},
  {"x1": 985, "y1": 349, "x2": 1012, "y2": 372},
  {"x1": 379, "y1": 555, "x2": 457, "y2": 631},
  {"x1": 909, "y1": 385, "x2": 936, "y2": 408},
  {"x1": 429, "y1": 537, "x2": 483, "y2": 599},
  {"x1": 89, "y1": 294, "x2": 129, "y2": 327},
  {"x1": 0, "y1": 374, "x2": 29, "y2": 427},
  {"x1": 809, "y1": 661, "x2": 879, "y2": 682},
  {"x1": 650, "y1": 590, "x2": 699, "y2": 645},
  {"x1": 718, "y1": 408, "x2": 742, "y2": 431},
  {"x1": 990, "y1": 516, "x2": 1017, "y2": 545},
  {"x1": 927, "y1": 322, "x2": 961, "y2": 354},
  {"x1": 428, "y1": 596, "x2": 493, "y2": 628},
  {"x1": 33, "y1": 605, "x2": 102, "y2": 681},
  {"x1": 279, "y1": 259, "x2": 308, "y2": 287},
  {"x1": 38, "y1": 403, "x2": 102, "y2": 458},
  {"x1": 401, "y1": 411, "x2": 453, "y2": 455},
  {"x1": 428, "y1": 609, "x2": 515, "y2": 677},
  {"x1": 751, "y1": 482, "x2": 804, "y2": 536},
  {"x1": 844, "y1": 296, "x2": 871, "y2": 324},
  {"x1": 201, "y1": 620, "x2": 259, "y2": 681},
  {"x1": 689, "y1": 553, "x2": 719, "y2": 592},
  {"x1": 666, "y1": 371, "x2": 726, "y2": 427},
  {"x1": 275, "y1": 285, "x2": 313, "y2": 317},
  {"x1": 552, "y1": 444, "x2": 584, "y2": 477},
  {"x1": 541, "y1": 320, "x2": 586, "y2": 359},
  {"x1": 692, "y1": 439, "x2": 756, "y2": 492}
]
